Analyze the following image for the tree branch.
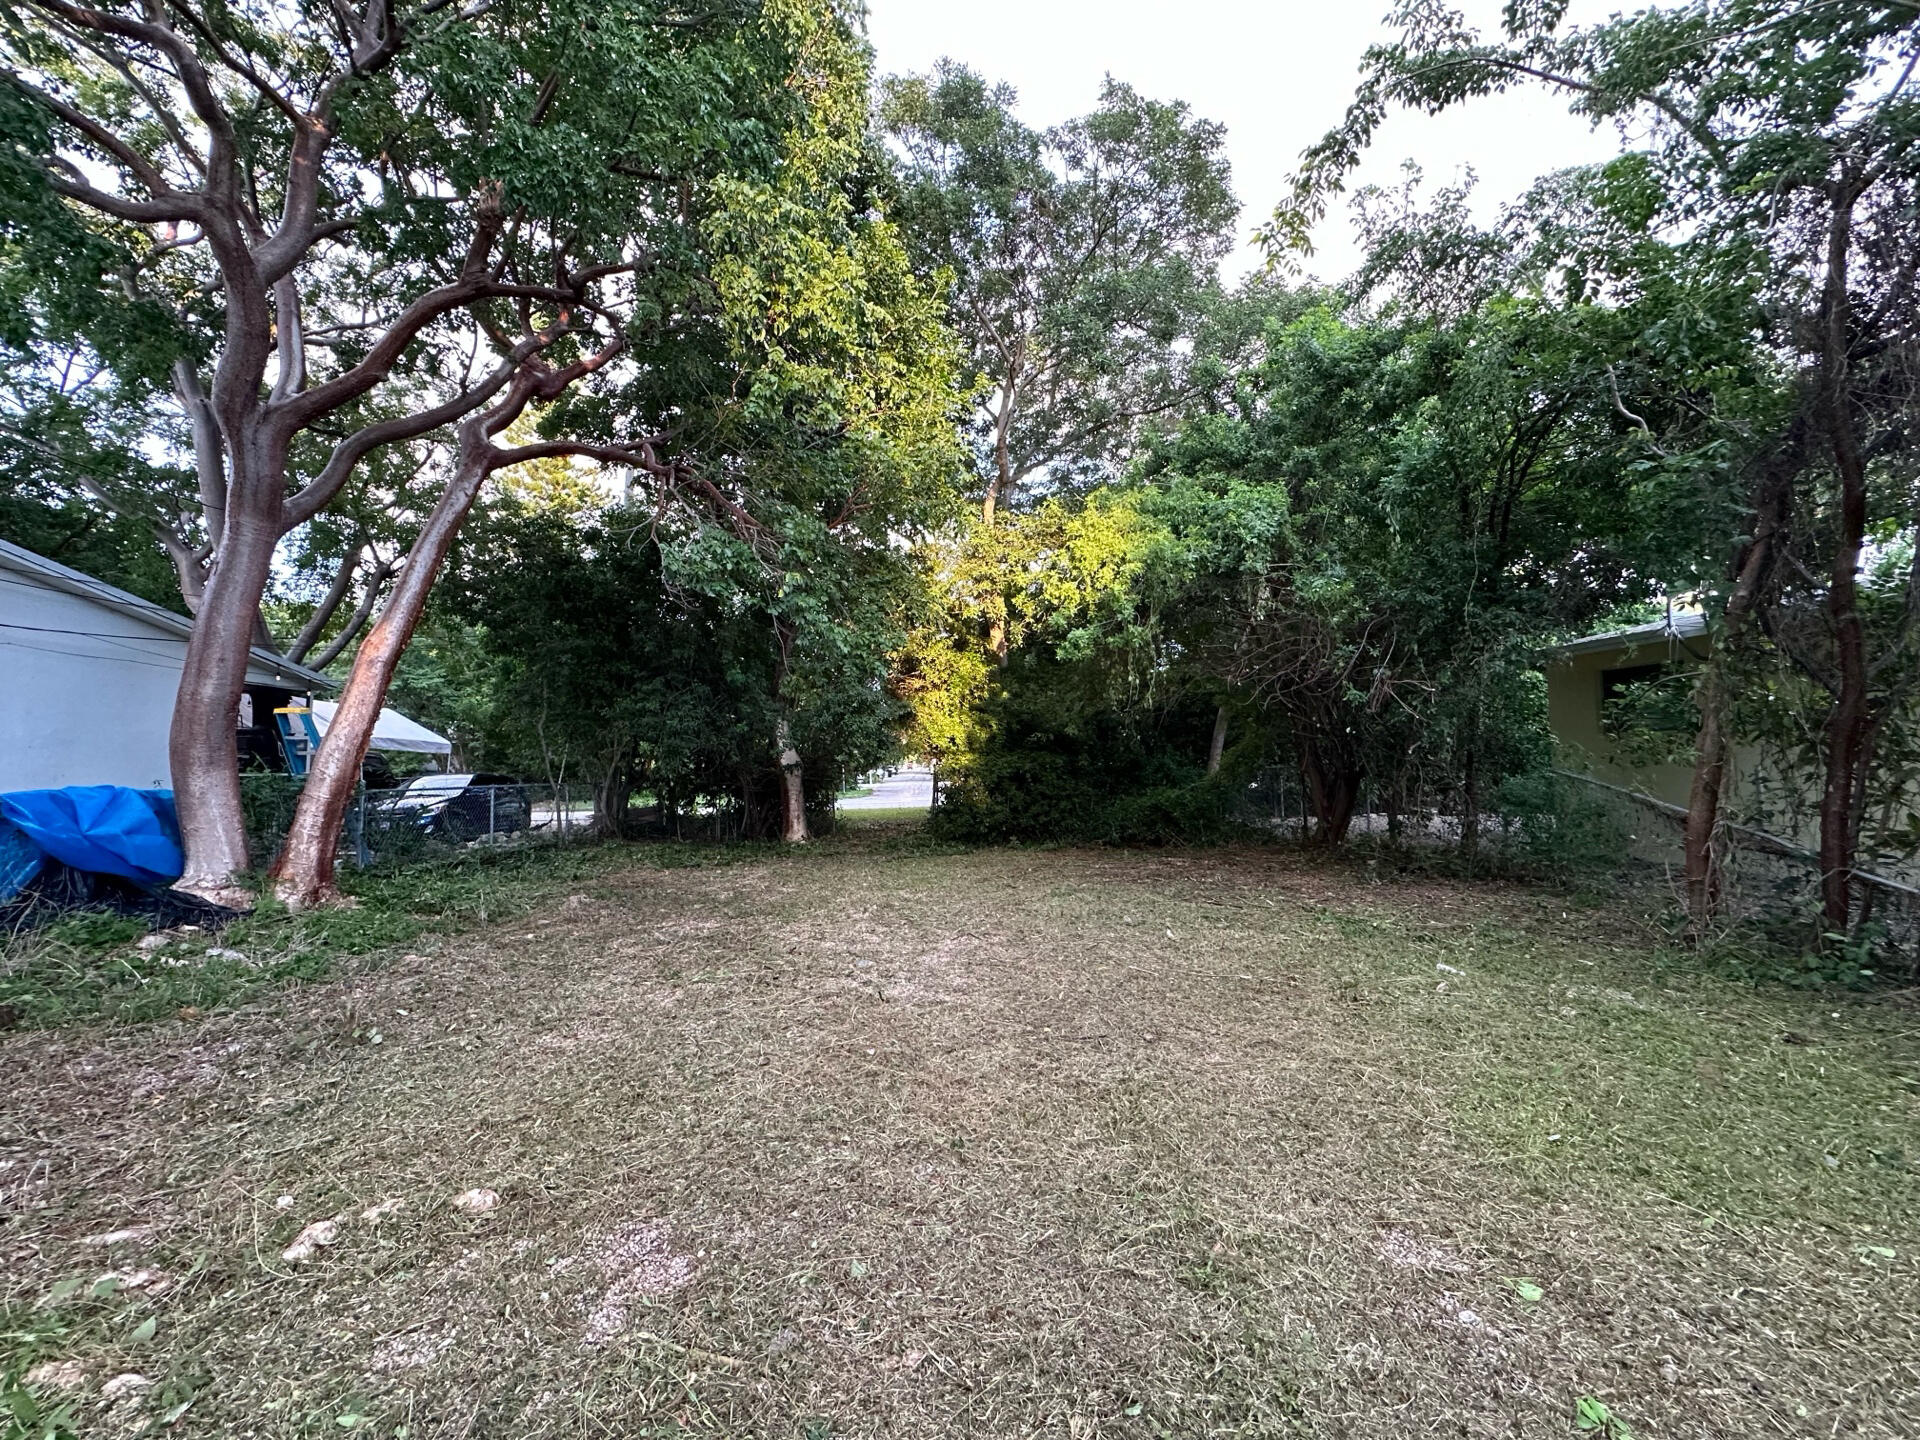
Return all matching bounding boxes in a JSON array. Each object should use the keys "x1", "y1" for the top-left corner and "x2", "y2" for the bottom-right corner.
[
  {"x1": 286, "y1": 542, "x2": 363, "y2": 662},
  {"x1": 308, "y1": 556, "x2": 395, "y2": 669}
]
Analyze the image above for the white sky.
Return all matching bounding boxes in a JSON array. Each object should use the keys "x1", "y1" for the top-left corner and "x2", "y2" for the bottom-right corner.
[{"x1": 864, "y1": 0, "x2": 1630, "y2": 282}]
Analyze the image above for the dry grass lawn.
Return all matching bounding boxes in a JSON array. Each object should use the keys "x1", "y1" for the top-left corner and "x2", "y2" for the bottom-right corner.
[{"x1": 3, "y1": 832, "x2": 1917, "y2": 1438}]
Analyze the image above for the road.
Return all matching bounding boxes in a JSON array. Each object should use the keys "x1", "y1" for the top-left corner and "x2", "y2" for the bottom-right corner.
[{"x1": 838, "y1": 766, "x2": 933, "y2": 811}]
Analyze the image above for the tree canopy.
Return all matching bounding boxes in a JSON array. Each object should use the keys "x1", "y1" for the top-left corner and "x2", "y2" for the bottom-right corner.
[{"x1": 2, "y1": 2, "x2": 1915, "y2": 954}]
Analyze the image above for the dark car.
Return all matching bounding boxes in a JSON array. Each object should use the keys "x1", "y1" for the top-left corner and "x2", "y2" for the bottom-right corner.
[{"x1": 378, "y1": 772, "x2": 531, "y2": 840}]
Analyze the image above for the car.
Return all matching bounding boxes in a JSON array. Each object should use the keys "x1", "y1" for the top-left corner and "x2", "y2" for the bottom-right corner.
[{"x1": 375, "y1": 772, "x2": 531, "y2": 840}]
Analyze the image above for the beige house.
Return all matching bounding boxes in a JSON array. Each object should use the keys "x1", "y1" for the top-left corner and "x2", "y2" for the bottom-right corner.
[
  {"x1": 1543, "y1": 612, "x2": 1708, "y2": 809},
  {"x1": 1546, "y1": 613, "x2": 1920, "y2": 897}
]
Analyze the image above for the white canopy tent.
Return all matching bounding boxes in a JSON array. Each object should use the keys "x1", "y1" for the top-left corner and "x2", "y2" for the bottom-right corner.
[{"x1": 309, "y1": 701, "x2": 452, "y2": 756}]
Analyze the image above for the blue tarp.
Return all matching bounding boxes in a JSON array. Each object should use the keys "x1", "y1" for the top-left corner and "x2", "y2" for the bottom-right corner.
[
  {"x1": 0, "y1": 820, "x2": 42, "y2": 904},
  {"x1": 0, "y1": 787, "x2": 185, "y2": 889}
]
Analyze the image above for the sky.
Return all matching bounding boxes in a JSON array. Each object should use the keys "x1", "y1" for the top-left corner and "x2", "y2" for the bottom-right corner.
[{"x1": 864, "y1": 0, "x2": 1630, "y2": 282}]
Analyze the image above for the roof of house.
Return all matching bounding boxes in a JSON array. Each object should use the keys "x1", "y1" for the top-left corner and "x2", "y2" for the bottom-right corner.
[
  {"x1": 1550, "y1": 610, "x2": 1709, "y2": 659},
  {"x1": 0, "y1": 538, "x2": 335, "y2": 692}
]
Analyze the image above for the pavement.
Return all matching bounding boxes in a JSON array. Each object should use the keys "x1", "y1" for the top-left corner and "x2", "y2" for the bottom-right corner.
[{"x1": 838, "y1": 767, "x2": 933, "y2": 811}]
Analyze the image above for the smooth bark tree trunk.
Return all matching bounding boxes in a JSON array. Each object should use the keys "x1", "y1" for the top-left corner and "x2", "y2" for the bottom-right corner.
[
  {"x1": 983, "y1": 356, "x2": 1019, "y2": 524},
  {"x1": 168, "y1": 489, "x2": 283, "y2": 904},
  {"x1": 287, "y1": 547, "x2": 361, "y2": 663},
  {"x1": 266, "y1": 331, "x2": 633, "y2": 906},
  {"x1": 1207, "y1": 704, "x2": 1229, "y2": 776},
  {"x1": 307, "y1": 560, "x2": 395, "y2": 671},
  {"x1": 271, "y1": 453, "x2": 494, "y2": 906}
]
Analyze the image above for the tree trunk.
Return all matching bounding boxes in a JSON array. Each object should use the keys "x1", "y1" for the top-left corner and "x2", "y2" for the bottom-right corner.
[
  {"x1": 307, "y1": 559, "x2": 395, "y2": 671},
  {"x1": 1301, "y1": 740, "x2": 1360, "y2": 846},
  {"x1": 983, "y1": 361, "x2": 1019, "y2": 524},
  {"x1": 594, "y1": 753, "x2": 638, "y2": 839},
  {"x1": 1683, "y1": 673, "x2": 1732, "y2": 926},
  {"x1": 287, "y1": 545, "x2": 362, "y2": 663},
  {"x1": 168, "y1": 503, "x2": 281, "y2": 904},
  {"x1": 1816, "y1": 189, "x2": 1869, "y2": 935},
  {"x1": 1459, "y1": 745, "x2": 1480, "y2": 858},
  {"x1": 777, "y1": 713, "x2": 809, "y2": 845},
  {"x1": 271, "y1": 449, "x2": 493, "y2": 905},
  {"x1": 1207, "y1": 704, "x2": 1229, "y2": 776},
  {"x1": 1682, "y1": 424, "x2": 1801, "y2": 934}
]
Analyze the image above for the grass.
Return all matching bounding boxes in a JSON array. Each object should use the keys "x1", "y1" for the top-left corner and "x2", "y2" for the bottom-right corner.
[
  {"x1": 1, "y1": 835, "x2": 1915, "y2": 1437},
  {"x1": 832, "y1": 806, "x2": 934, "y2": 828},
  {"x1": 0, "y1": 841, "x2": 731, "y2": 1031}
]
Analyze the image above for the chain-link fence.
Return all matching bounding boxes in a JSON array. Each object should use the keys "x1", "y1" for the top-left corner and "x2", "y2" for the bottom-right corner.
[
  {"x1": 242, "y1": 774, "x2": 598, "y2": 871},
  {"x1": 1231, "y1": 764, "x2": 1918, "y2": 978},
  {"x1": 351, "y1": 780, "x2": 597, "y2": 865},
  {"x1": 1549, "y1": 770, "x2": 1920, "y2": 976}
]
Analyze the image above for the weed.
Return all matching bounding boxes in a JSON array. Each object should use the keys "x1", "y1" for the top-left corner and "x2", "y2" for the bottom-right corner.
[{"x1": 1575, "y1": 1396, "x2": 1633, "y2": 1437}]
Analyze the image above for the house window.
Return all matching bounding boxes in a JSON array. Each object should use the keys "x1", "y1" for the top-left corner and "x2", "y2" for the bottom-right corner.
[
  {"x1": 1601, "y1": 662, "x2": 1694, "y2": 744},
  {"x1": 1601, "y1": 663, "x2": 1667, "y2": 711}
]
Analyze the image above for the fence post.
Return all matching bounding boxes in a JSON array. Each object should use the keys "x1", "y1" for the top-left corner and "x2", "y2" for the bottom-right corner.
[
  {"x1": 353, "y1": 785, "x2": 370, "y2": 868},
  {"x1": 488, "y1": 785, "x2": 497, "y2": 838}
]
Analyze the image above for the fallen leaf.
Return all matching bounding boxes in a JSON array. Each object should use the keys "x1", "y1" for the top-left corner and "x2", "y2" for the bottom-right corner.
[{"x1": 281, "y1": 1218, "x2": 341, "y2": 1263}]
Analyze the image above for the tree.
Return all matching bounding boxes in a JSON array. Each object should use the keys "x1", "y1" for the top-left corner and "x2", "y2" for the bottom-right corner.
[
  {"x1": 1269, "y1": 0, "x2": 1920, "y2": 931},
  {"x1": 449, "y1": 503, "x2": 775, "y2": 834},
  {"x1": 2, "y1": 0, "x2": 807, "y2": 900},
  {"x1": 881, "y1": 63, "x2": 1239, "y2": 522},
  {"x1": 266, "y1": 0, "x2": 966, "y2": 897}
]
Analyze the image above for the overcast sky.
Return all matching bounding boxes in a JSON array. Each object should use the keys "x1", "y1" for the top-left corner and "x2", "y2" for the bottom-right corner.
[{"x1": 864, "y1": 0, "x2": 1630, "y2": 282}]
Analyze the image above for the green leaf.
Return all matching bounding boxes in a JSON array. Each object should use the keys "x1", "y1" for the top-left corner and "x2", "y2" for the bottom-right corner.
[
  {"x1": 43, "y1": 1277, "x2": 84, "y2": 1305},
  {"x1": 1502, "y1": 1275, "x2": 1544, "y2": 1304},
  {"x1": 1574, "y1": 1396, "x2": 1632, "y2": 1437},
  {"x1": 128, "y1": 1316, "x2": 157, "y2": 1343}
]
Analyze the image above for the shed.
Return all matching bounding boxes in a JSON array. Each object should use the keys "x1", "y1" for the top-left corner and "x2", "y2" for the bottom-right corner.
[{"x1": 0, "y1": 539, "x2": 333, "y2": 792}]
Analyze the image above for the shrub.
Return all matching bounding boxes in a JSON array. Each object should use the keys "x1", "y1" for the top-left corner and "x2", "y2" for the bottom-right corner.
[{"x1": 1490, "y1": 770, "x2": 1633, "y2": 881}]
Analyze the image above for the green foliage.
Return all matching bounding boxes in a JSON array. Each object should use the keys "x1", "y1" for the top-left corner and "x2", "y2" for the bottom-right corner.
[
  {"x1": 2, "y1": 1355, "x2": 77, "y2": 1440},
  {"x1": 1575, "y1": 1395, "x2": 1634, "y2": 1439},
  {"x1": 881, "y1": 62, "x2": 1238, "y2": 510},
  {"x1": 449, "y1": 503, "x2": 782, "y2": 825},
  {"x1": 1258, "y1": 0, "x2": 1920, "y2": 936},
  {"x1": 1489, "y1": 771, "x2": 1635, "y2": 883},
  {"x1": 926, "y1": 494, "x2": 1255, "y2": 845}
]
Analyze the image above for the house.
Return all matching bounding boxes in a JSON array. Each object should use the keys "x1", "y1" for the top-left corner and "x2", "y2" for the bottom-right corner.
[
  {"x1": 0, "y1": 539, "x2": 333, "y2": 792},
  {"x1": 1543, "y1": 611, "x2": 1708, "y2": 809}
]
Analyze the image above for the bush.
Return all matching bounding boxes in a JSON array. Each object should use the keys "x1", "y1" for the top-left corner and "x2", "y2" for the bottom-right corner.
[
  {"x1": 1489, "y1": 770, "x2": 1633, "y2": 881},
  {"x1": 929, "y1": 695, "x2": 1249, "y2": 846}
]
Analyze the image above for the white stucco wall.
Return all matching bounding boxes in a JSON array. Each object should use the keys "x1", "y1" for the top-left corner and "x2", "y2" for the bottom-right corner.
[{"x1": 0, "y1": 573, "x2": 188, "y2": 791}]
